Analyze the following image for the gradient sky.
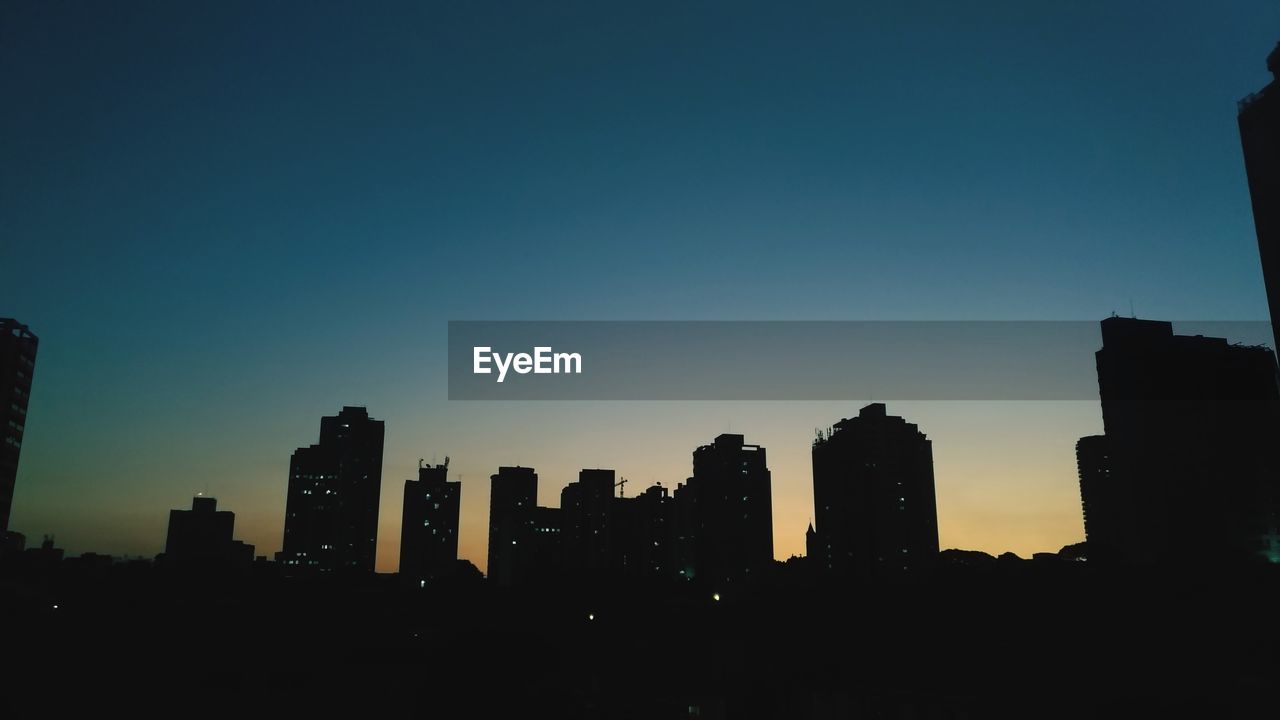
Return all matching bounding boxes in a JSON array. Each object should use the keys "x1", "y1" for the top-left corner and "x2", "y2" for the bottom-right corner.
[{"x1": 2, "y1": 1, "x2": 1277, "y2": 572}]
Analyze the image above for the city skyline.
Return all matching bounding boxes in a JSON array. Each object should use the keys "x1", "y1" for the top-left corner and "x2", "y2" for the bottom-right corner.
[
  {"x1": 2, "y1": 318, "x2": 1276, "y2": 575},
  {"x1": 0, "y1": 358, "x2": 1249, "y2": 571},
  {"x1": 6, "y1": 393, "x2": 1108, "y2": 572},
  {"x1": 18, "y1": 312, "x2": 1277, "y2": 576},
  {"x1": 3, "y1": 3, "x2": 1279, "y2": 572}
]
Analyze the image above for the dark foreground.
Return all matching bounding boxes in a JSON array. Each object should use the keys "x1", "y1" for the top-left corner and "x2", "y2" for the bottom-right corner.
[{"x1": 3, "y1": 558, "x2": 1278, "y2": 718}]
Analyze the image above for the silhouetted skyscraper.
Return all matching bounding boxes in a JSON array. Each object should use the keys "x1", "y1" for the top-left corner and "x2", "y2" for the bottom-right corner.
[
  {"x1": 164, "y1": 496, "x2": 254, "y2": 568},
  {"x1": 684, "y1": 433, "x2": 773, "y2": 585},
  {"x1": 0, "y1": 319, "x2": 37, "y2": 534},
  {"x1": 1239, "y1": 42, "x2": 1280, "y2": 352},
  {"x1": 560, "y1": 468, "x2": 616, "y2": 573},
  {"x1": 400, "y1": 459, "x2": 461, "y2": 586},
  {"x1": 1075, "y1": 435, "x2": 1115, "y2": 558},
  {"x1": 672, "y1": 481, "x2": 697, "y2": 579},
  {"x1": 559, "y1": 470, "x2": 676, "y2": 579},
  {"x1": 487, "y1": 466, "x2": 537, "y2": 586},
  {"x1": 280, "y1": 406, "x2": 385, "y2": 572},
  {"x1": 810, "y1": 403, "x2": 939, "y2": 576},
  {"x1": 612, "y1": 483, "x2": 675, "y2": 578},
  {"x1": 1093, "y1": 317, "x2": 1280, "y2": 564},
  {"x1": 530, "y1": 505, "x2": 564, "y2": 576}
]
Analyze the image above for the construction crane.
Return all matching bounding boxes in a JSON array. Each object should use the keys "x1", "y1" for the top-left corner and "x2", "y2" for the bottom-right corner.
[{"x1": 615, "y1": 476, "x2": 629, "y2": 498}]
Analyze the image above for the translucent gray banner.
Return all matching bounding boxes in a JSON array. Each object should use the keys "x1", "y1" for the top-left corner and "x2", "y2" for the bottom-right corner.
[{"x1": 447, "y1": 321, "x2": 1274, "y2": 400}]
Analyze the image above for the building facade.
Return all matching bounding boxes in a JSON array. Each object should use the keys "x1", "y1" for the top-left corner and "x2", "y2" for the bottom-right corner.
[
  {"x1": 559, "y1": 468, "x2": 616, "y2": 573},
  {"x1": 1092, "y1": 317, "x2": 1280, "y2": 564},
  {"x1": 164, "y1": 496, "x2": 254, "y2": 568},
  {"x1": 400, "y1": 459, "x2": 461, "y2": 585},
  {"x1": 487, "y1": 466, "x2": 538, "y2": 586},
  {"x1": 1238, "y1": 43, "x2": 1280, "y2": 352},
  {"x1": 280, "y1": 406, "x2": 385, "y2": 572},
  {"x1": 810, "y1": 403, "x2": 939, "y2": 576},
  {"x1": 683, "y1": 433, "x2": 774, "y2": 585},
  {"x1": 1075, "y1": 435, "x2": 1116, "y2": 558},
  {"x1": 0, "y1": 319, "x2": 38, "y2": 534},
  {"x1": 612, "y1": 483, "x2": 675, "y2": 578}
]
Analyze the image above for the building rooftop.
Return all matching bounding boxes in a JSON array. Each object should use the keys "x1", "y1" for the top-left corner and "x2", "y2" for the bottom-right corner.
[{"x1": 1238, "y1": 41, "x2": 1279, "y2": 112}]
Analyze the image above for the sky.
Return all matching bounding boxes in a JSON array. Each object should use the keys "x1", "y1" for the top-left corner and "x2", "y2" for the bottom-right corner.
[{"x1": 2, "y1": 1, "x2": 1277, "y2": 572}]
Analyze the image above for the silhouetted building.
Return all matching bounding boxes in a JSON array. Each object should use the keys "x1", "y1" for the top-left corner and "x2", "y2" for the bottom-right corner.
[
  {"x1": 1058, "y1": 541, "x2": 1088, "y2": 562},
  {"x1": 1239, "y1": 42, "x2": 1280, "y2": 352},
  {"x1": 400, "y1": 459, "x2": 461, "y2": 586},
  {"x1": 672, "y1": 481, "x2": 697, "y2": 579},
  {"x1": 683, "y1": 433, "x2": 773, "y2": 585},
  {"x1": 164, "y1": 495, "x2": 253, "y2": 568},
  {"x1": 1093, "y1": 317, "x2": 1280, "y2": 564},
  {"x1": 937, "y1": 548, "x2": 997, "y2": 569},
  {"x1": 1, "y1": 318, "x2": 37, "y2": 534},
  {"x1": 560, "y1": 468, "x2": 616, "y2": 573},
  {"x1": 1, "y1": 529, "x2": 25, "y2": 559},
  {"x1": 530, "y1": 505, "x2": 564, "y2": 576},
  {"x1": 24, "y1": 534, "x2": 63, "y2": 573},
  {"x1": 487, "y1": 466, "x2": 537, "y2": 586},
  {"x1": 558, "y1": 471, "x2": 678, "y2": 579},
  {"x1": 1075, "y1": 435, "x2": 1115, "y2": 557},
  {"x1": 63, "y1": 551, "x2": 115, "y2": 578},
  {"x1": 612, "y1": 483, "x2": 675, "y2": 578},
  {"x1": 280, "y1": 407, "x2": 385, "y2": 572},
  {"x1": 810, "y1": 404, "x2": 939, "y2": 576}
]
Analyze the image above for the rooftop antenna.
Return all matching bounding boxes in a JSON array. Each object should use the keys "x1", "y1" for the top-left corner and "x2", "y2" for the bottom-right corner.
[
  {"x1": 1129, "y1": 299, "x2": 1136, "y2": 319},
  {"x1": 615, "y1": 476, "x2": 629, "y2": 498}
]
